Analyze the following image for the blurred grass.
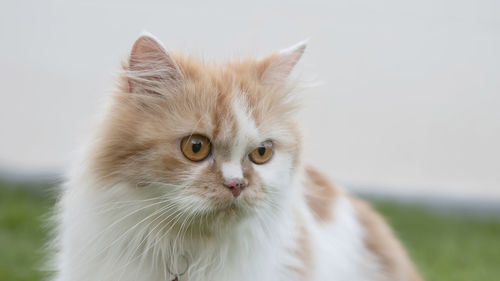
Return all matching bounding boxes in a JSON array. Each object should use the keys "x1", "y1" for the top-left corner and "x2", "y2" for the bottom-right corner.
[
  {"x1": 373, "y1": 200, "x2": 500, "y2": 281},
  {"x1": 0, "y1": 180, "x2": 55, "y2": 281},
  {"x1": 0, "y1": 181, "x2": 54, "y2": 281},
  {"x1": 0, "y1": 180, "x2": 499, "y2": 281}
]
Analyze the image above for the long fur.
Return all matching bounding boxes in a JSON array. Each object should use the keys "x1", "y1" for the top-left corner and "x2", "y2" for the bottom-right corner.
[{"x1": 50, "y1": 35, "x2": 422, "y2": 281}]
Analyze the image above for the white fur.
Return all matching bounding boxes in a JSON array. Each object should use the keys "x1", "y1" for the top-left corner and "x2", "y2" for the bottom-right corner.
[
  {"x1": 279, "y1": 40, "x2": 309, "y2": 56},
  {"x1": 313, "y1": 197, "x2": 385, "y2": 281},
  {"x1": 221, "y1": 161, "x2": 243, "y2": 181},
  {"x1": 232, "y1": 96, "x2": 259, "y2": 145},
  {"x1": 53, "y1": 168, "x2": 386, "y2": 281},
  {"x1": 52, "y1": 127, "x2": 386, "y2": 281},
  {"x1": 220, "y1": 97, "x2": 258, "y2": 181},
  {"x1": 52, "y1": 42, "x2": 387, "y2": 281}
]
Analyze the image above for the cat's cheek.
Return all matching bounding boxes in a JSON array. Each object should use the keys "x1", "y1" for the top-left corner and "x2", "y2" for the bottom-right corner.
[
  {"x1": 252, "y1": 152, "x2": 294, "y2": 191},
  {"x1": 181, "y1": 163, "x2": 235, "y2": 205},
  {"x1": 193, "y1": 187, "x2": 234, "y2": 206}
]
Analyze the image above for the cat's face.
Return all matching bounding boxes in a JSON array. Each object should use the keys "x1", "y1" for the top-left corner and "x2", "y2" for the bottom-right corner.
[{"x1": 91, "y1": 35, "x2": 305, "y2": 227}]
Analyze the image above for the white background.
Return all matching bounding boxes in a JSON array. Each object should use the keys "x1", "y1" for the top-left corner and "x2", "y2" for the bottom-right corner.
[{"x1": 1, "y1": 0, "x2": 499, "y2": 200}]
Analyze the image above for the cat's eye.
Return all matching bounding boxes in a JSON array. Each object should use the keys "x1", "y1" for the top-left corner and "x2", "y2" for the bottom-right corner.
[
  {"x1": 249, "y1": 140, "x2": 274, "y2": 165},
  {"x1": 180, "y1": 134, "x2": 211, "y2": 162}
]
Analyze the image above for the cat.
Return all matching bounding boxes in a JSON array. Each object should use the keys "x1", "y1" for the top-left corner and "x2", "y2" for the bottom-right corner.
[{"x1": 52, "y1": 33, "x2": 423, "y2": 281}]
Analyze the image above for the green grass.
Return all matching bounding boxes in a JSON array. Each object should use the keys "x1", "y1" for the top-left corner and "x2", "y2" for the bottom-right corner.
[
  {"x1": 373, "y1": 200, "x2": 500, "y2": 281},
  {"x1": 0, "y1": 180, "x2": 499, "y2": 281},
  {"x1": 0, "y1": 181, "x2": 55, "y2": 281}
]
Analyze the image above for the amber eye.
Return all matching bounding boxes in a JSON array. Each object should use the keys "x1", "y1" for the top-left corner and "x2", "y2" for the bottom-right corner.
[
  {"x1": 249, "y1": 140, "x2": 274, "y2": 164},
  {"x1": 180, "y1": 134, "x2": 211, "y2": 162}
]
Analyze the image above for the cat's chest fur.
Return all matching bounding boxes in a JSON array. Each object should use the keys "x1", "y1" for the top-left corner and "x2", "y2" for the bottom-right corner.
[{"x1": 55, "y1": 175, "x2": 377, "y2": 281}]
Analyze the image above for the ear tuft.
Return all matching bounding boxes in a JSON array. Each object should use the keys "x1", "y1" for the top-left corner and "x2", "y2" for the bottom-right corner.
[
  {"x1": 260, "y1": 40, "x2": 307, "y2": 84},
  {"x1": 127, "y1": 33, "x2": 182, "y2": 94}
]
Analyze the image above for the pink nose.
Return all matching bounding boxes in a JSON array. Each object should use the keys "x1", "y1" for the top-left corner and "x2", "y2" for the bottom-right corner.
[{"x1": 223, "y1": 179, "x2": 248, "y2": 198}]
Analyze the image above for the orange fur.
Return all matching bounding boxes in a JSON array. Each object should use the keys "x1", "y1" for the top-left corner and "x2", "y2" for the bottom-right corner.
[
  {"x1": 350, "y1": 197, "x2": 423, "y2": 281},
  {"x1": 287, "y1": 213, "x2": 314, "y2": 279},
  {"x1": 83, "y1": 36, "x2": 423, "y2": 280},
  {"x1": 301, "y1": 166, "x2": 422, "y2": 280},
  {"x1": 303, "y1": 166, "x2": 339, "y2": 222},
  {"x1": 89, "y1": 42, "x2": 301, "y2": 214}
]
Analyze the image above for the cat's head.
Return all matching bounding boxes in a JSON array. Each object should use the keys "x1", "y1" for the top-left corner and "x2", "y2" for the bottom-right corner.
[{"x1": 90, "y1": 34, "x2": 306, "y2": 230}]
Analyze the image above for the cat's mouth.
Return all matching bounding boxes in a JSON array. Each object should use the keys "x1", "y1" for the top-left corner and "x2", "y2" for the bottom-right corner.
[{"x1": 214, "y1": 201, "x2": 241, "y2": 215}]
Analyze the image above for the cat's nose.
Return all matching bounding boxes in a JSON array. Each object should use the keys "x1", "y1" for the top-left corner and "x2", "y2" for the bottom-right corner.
[{"x1": 223, "y1": 178, "x2": 248, "y2": 198}]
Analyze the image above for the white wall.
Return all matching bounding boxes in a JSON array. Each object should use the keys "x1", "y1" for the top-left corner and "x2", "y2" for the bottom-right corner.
[{"x1": 1, "y1": 0, "x2": 499, "y2": 200}]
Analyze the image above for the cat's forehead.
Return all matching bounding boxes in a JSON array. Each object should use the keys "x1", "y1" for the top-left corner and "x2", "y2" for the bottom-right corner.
[
  {"x1": 180, "y1": 90, "x2": 260, "y2": 146},
  {"x1": 149, "y1": 54, "x2": 299, "y2": 148},
  {"x1": 169, "y1": 60, "x2": 265, "y2": 130},
  {"x1": 213, "y1": 93, "x2": 260, "y2": 147}
]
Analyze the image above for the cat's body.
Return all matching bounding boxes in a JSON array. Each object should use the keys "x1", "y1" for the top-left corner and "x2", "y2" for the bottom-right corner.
[{"x1": 53, "y1": 34, "x2": 422, "y2": 281}]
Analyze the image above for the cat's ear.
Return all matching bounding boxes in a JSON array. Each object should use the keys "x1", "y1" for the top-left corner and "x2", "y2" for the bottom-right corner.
[
  {"x1": 127, "y1": 33, "x2": 182, "y2": 95},
  {"x1": 259, "y1": 41, "x2": 307, "y2": 84}
]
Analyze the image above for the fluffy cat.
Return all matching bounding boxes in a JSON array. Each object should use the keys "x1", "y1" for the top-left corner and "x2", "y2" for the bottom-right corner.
[{"x1": 52, "y1": 33, "x2": 422, "y2": 281}]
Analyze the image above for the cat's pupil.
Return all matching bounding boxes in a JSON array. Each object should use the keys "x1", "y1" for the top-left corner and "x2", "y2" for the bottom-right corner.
[
  {"x1": 192, "y1": 140, "x2": 202, "y2": 153},
  {"x1": 258, "y1": 147, "x2": 266, "y2": 156}
]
